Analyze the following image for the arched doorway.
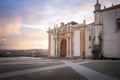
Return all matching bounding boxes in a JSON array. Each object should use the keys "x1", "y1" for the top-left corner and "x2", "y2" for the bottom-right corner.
[{"x1": 60, "y1": 39, "x2": 67, "y2": 57}]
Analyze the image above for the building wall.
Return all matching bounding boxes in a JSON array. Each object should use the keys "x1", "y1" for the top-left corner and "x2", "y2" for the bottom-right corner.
[
  {"x1": 48, "y1": 3, "x2": 120, "y2": 58},
  {"x1": 80, "y1": 29, "x2": 85, "y2": 56},
  {"x1": 73, "y1": 30, "x2": 80, "y2": 56},
  {"x1": 50, "y1": 34, "x2": 55, "y2": 57},
  {"x1": 48, "y1": 34, "x2": 51, "y2": 56},
  {"x1": 95, "y1": 12, "x2": 102, "y2": 24},
  {"x1": 94, "y1": 24, "x2": 102, "y2": 45},
  {"x1": 85, "y1": 24, "x2": 95, "y2": 58},
  {"x1": 102, "y1": 8, "x2": 120, "y2": 58}
]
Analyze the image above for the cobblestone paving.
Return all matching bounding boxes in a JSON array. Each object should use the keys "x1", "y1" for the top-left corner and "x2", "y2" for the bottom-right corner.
[
  {"x1": 0, "y1": 62, "x2": 64, "y2": 73},
  {"x1": 1, "y1": 67, "x2": 86, "y2": 80},
  {"x1": 81, "y1": 61, "x2": 120, "y2": 80},
  {"x1": 0, "y1": 57, "x2": 120, "y2": 80}
]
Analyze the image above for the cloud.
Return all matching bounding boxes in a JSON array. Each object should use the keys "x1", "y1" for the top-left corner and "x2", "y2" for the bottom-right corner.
[
  {"x1": 0, "y1": 0, "x2": 49, "y2": 49},
  {"x1": 41, "y1": 1, "x2": 94, "y2": 28},
  {"x1": 0, "y1": 0, "x2": 120, "y2": 31},
  {"x1": 0, "y1": 27, "x2": 48, "y2": 49},
  {"x1": 0, "y1": 0, "x2": 120, "y2": 50},
  {"x1": 99, "y1": 0, "x2": 120, "y2": 7},
  {"x1": 0, "y1": 15, "x2": 21, "y2": 36}
]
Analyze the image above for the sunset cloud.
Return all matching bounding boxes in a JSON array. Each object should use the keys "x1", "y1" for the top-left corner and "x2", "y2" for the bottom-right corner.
[
  {"x1": 0, "y1": 27, "x2": 48, "y2": 50},
  {"x1": 0, "y1": 0, "x2": 119, "y2": 49},
  {"x1": 0, "y1": 15, "x2": 21, "y2": 36}
]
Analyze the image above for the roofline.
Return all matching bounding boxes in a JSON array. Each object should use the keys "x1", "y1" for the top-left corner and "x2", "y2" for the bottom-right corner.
[
  {"x1": 101, "y1": 4, "x2": 120, "y2": 12},
  {"x1": 94, "y1": 4, "x2": 120, "y2": 13},
  {"x1": 86, "y1": 22, "x2": 94, "y2": 26}
]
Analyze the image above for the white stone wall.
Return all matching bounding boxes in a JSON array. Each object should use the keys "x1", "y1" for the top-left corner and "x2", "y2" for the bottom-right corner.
[
  {"x1": 50, "y1": 34, "x2": 55, "y2": 57},
  {"x1": 73, "y1": 30, "x2": 80, "y2": 56},
  {"x1": 94, "y1": 25, "x2": 102, "y2": 45},
  {"x1": 95, "y1": 12, "x2": 102, "y2": 24},
  {"x1": 85, "y1": 24, "x2": 95, "y2": 58},
  {"x1": 102, "y1": 8, "x2": 120, "y2": 58}
]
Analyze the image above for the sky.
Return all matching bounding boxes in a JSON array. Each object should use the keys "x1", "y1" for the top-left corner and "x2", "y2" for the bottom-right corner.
[{"x1": 0, "y1": 0, "x2": 120, "y2": 50}]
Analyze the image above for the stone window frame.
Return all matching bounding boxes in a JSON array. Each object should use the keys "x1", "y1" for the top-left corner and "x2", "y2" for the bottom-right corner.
[
  {"x1": 89, "y1": 46, "x2": 91, "y2": 49},
  {"x1": 89, "y1": 36, "x2": 91, "y2": 41},
  {"x1": 116, "y1": 18, "x2": 120, "y2": 32}
]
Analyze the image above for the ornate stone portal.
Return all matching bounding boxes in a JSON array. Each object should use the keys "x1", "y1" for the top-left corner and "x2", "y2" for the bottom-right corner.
[{"x1": 47, "y1": 21, "x2": 86, "y2": 58}]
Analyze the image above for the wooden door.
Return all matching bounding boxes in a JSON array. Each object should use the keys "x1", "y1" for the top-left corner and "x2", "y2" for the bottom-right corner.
[{"x1": 60, "y1": 39, "x2": 67, "y2": 57}]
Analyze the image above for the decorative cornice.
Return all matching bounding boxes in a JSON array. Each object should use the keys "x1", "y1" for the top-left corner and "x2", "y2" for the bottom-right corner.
[
  {"x1": 94, "y1": 4, "x2": 120, "y2": 13},
  {"x1": 101, "y1": 4, "x2": 120, "y2": 12}
]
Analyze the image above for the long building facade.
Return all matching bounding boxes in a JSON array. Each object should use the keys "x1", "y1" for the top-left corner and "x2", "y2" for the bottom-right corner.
[{"x1": 47, "y1": 0, "x2": 120, "y2": 58}]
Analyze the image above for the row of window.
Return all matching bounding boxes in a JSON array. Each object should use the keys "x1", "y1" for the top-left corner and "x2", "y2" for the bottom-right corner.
[{"x1": 88, "y1": 18, "x2": 120, "y2": 50}]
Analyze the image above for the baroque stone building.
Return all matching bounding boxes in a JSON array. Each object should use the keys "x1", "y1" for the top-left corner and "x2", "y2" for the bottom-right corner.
[
  {"x1": 47, "y1": 0, "x2": 120, "y2": 58},
  {"x1": 47, "y1": 21, "x2": 86, "y2": 57}
]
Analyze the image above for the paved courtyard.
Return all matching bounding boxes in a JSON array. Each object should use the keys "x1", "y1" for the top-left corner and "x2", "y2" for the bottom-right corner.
[{"x1": 0, "y1": 57, "x2": 120, "y2": 80}]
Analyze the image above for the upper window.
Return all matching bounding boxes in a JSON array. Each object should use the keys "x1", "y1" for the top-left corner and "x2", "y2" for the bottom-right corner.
[
  {"x1": 89, "y1": 36, "x2": 91, "y2": 41},
  {"x1": 116, "y1": 18, "x2": 120, "y2": 32}
]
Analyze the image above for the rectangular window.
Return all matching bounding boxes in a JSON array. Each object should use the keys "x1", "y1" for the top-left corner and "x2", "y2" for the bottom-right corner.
[
  {"x1": 89, "y1": 36, "x2": 91, "y2": 41},
  {"x1": 118, "y1": 21, "x2": 120, "y2": 30},
  {"x1": 89, "y1": 46, "x2": 91, "y2": 49},
  {"x1": 116, "y1": 18, "x2": 120, "y2": 32}
]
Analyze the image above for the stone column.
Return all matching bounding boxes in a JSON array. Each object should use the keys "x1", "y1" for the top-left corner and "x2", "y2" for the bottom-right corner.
[
  {"x1": 54, "y1": 38, "x2": 56, "y2": 57},
  {"x1": 69, "y1": 37, "x2": 71, "y2": 57},
  {"x1": 56, "y1": 38, "x2": 57, "y2": 57},
  {"x1": 48, "y1": 34, "x2": 51, "y2": 57},
  {"x1": 57, "y1": 40, "x2": 60, "y2": 57},
  {"x1": 67, "y1": 37, "x2": 69, "y2": 57}
]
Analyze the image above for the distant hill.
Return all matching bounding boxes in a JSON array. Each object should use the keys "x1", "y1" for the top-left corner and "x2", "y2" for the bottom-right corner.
[{"x1": 0, "y1": 49, "x2": 48, "y2": 57}]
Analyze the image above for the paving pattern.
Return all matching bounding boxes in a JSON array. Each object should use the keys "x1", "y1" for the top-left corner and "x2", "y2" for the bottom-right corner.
[{"x1": 0, "y1": 57, "x2": 120, "y2": 80}]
